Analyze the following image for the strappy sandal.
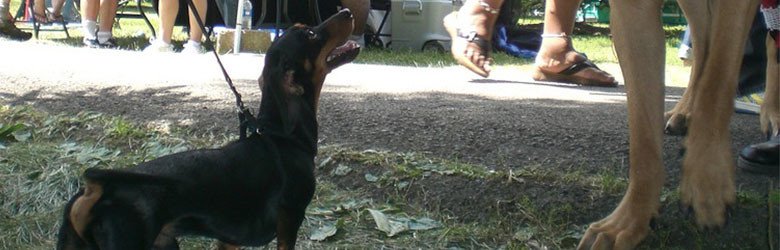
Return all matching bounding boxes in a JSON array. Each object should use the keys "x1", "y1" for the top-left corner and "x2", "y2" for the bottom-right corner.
[
  {"x1": 47, "y1": 12, "x2": 64, "y2": 23},
  {"x1": 32, "y1": 12, "x2": 51, "y2": 24},
  {"x1": 532, "y1": 56, "x2": 618, "y2": 87},
  {"x1": 443, "y1": 12, "x2": 492, "y2": 78}
]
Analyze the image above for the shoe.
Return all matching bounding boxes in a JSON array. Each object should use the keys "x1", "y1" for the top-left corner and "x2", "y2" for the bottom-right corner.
[
  {"x1": 83, "y1": 37, "x2": 117, "y2": 49},
  {"x1": 531, "y1": 55, "x2": 619, "y2": 87},
  {"x1": 737, "y1": 135, "x2": 779, "y2": 177},
  {"x1": 143, "y1": 39, "x2": 174, "y2": 53},
  {"x1": 734, "y1": 91, "x2": 764, "y2": 115},
  {"x1": 0, "y1": 20, "x2": 32, "y2": 41},
  {"x1": 181, "y1": 41, "x2": 205, "y2": 54},
  {"x1": 443, "y1": 12, "x2": 492, "y2": 78}
]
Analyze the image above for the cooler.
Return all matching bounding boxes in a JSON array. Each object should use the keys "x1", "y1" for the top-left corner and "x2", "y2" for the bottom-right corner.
[{"x1": 390, "y1": 0, "x2": 460, "y2": 51}]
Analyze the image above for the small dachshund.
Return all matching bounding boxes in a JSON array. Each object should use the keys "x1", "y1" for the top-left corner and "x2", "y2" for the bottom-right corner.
[{"x1": 57, "y1": 9, "x2": 360, "y2": 250}]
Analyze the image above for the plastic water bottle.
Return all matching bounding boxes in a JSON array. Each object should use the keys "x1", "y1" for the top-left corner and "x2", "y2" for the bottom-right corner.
[{"x1": 241, "y1": 0, "x2": 253, "y2": 30}]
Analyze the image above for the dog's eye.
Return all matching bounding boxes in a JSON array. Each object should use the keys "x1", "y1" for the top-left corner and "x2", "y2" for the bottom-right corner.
[{"x1": 307, "y1": 30, "x2": 318, "y2": 40}]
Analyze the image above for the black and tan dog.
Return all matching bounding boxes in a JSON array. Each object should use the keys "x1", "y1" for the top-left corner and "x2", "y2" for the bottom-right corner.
[{"x1": 56, "y1": 9, "x2": 360, "y2": 250}]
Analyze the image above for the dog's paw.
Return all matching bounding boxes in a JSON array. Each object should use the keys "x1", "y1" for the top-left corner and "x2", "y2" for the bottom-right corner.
[
  {"x1": 664, "y1": 111, "x2": 689, "y2": 136},
  {"x1": 577, "y1": 201, "x2": 655, "y2": 250},
  {"x1": 680, "y1": 145, "x2": 736, "y2": 228},
  {"x1": 759, "y1": 107, "x2": 780, "y2": 138}
]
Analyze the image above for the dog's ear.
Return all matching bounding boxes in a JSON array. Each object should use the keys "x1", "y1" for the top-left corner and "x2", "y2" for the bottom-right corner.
[
  {"x1": 260, "y1": 54, "x2": 303, "y2": 135},
  {"x1": 69, "y1": 179, "x2": 103, "y2": 241}
]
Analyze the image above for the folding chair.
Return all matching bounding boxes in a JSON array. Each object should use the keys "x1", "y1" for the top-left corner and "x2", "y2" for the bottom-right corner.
[
  {"x1": 15, "y1": 0, "x2": 71, "y2": 39},
  {"x1": 115, "y1": 0, "x2": 156, "y2": 37},
  {"x1": 366, "y1": 0, "x2": 390, "y2": 48}
]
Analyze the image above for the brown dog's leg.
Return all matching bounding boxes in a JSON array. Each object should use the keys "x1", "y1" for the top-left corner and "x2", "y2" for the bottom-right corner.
[
  {"x1": 664, "y1": 86, "x2": 693, "y2": 136},
  {"x1": 677, "y1": 0, "x2": 759, "y2": 228},
  {"x1": 762, "y1": 34, "x2": 780, "y2": 137},
  {"x1": 578, "y1": 0, "x2": 667, "y2": 249}
]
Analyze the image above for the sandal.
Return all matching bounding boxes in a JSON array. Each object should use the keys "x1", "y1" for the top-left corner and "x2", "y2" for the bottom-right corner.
[
  {"x1": 532, "y1": 55, "x2": 618, "y2": 87},
  {"x1": 47, "y1": 12, "x2": 64, "y2": 23},
  {"x1": 32, "y1": 12, "x2": 51, "y2": 24},
  {"x1": 443, "y1": 12, "x2": 492, "y2": 78}
]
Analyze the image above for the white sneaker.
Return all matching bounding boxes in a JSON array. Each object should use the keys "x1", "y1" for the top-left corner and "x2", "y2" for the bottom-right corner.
[
  {"x1": 181, "y1": 41, "x2": 205, "y2": 54},
  {"x1": 144, "y1": 40, "x2": 174, "y2": 53}
]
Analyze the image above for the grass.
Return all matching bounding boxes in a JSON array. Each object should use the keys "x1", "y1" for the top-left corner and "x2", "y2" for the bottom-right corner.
[
  {"x1": 1, "y1": 105, "x2": 778, "y2": 249},
  {"x1": 12, "y1": 1, "x2": 692, "y2": 70}
]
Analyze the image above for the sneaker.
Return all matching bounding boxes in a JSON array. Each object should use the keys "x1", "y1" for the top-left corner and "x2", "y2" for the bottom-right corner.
[
  {"x1": 144, "y1": 39, "x2": 174, "y2": 53},
  {"x1": 181, "y1": 41, "x2": 205, "y2": 54},
  {"x1": 734, "y1": 91, "x2": 764, "y2": 115},
  {"x1": 0, "y1": 20, "x2": 32, "y2": 41},
  {"x1": 83, "y1": 37, "x2": 117, "y2": 49}
]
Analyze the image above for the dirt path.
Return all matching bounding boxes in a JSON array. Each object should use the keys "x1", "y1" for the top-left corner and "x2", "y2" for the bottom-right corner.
[{"x1": 1, "y1": 40, "x2": 776, "y2": 248}]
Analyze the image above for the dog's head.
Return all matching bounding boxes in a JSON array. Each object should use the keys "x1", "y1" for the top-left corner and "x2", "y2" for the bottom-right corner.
[{"x1": 258, "y1": 9, "x2": 360, "y2": 135}]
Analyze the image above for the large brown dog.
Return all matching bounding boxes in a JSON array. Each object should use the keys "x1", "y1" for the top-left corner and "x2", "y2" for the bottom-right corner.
[{"x1": 577, "y1": 1, "x2": 779, "y2": 249}]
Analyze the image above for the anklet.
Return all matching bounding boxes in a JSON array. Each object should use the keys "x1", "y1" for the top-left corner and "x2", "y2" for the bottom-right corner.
[
  {"x1": 478, "y1": 0, "x2": 499, "y2": 14},
  {"x1": 541, "y1": 33, "x2": 568, "y2": 38}
]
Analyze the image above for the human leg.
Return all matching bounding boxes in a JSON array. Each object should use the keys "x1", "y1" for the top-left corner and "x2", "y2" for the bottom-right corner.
[
  {"x1": 0, "y1": 0, "x2": 32, "y2": 41},
  {"x1": 532, "y1": 0, "x2": 617, "y2": 87},
  {"x1": 443, "y1": 0, "x2": 503, "y2": 77},
  {"x1": 340, "y1": 0, "x2": 368, "y2": 45},
  {"x1": 181, "y1": 0, "x2": 207, "y2": 53},
  {"x1": 144, "y1": 0, "x2": 178, "y2": 52},
  {"x1": 81, "y1": 0, "x2": 98, "y2": 40},
  {"x1": 95, "y1": 0, "x2": 116, "y2": 44}
]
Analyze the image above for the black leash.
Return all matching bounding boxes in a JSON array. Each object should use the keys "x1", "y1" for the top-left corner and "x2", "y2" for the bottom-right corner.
[{"x1": 185, "y1": 0, "x2": 259, "y2": 139}]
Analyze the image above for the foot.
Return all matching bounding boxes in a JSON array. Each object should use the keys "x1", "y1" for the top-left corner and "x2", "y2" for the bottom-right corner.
[
  {"x1": 181, "y1": 40, "x2": 205, "y2": 54},
  {"x1": 443, "y1": 4, "x2": 496, "y2": 78},
  {"x1": 83, "y1": 37, "x2": 117, "y2": 49},
  {"x1": 143, "y1": 39, "x2": 174, "y2": 53},
  {"x1": 664, "y1": 99, "x2": 691, "y2": 136},
  {"x1": 0, "y1": 19, "x2": 32, "y2": 41},
  {"x1": 737, "y1": 135, "x2": 780, "y2": 176},
  {"x1": 578, "y1": 198, "x2": 656, "y2": 250},
  {"x1": 534, "y1": 38, "x2": 617, "y2": 87},
  {"x1": 680, "y1": 138, "x2": 736, "y2": 228}
]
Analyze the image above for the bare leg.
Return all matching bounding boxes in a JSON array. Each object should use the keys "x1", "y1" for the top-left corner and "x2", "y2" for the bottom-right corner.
[
  {"x1": 186, "y1": 0, "x2": 207, "y2": 43},
  {"x1": 81, "y1": 0, "x2": 98, "y2": 22},
  {"x1": 533, "y1": 0, "x2": 616, "y2": 86},
  {"x1": 340, "y1": 0, "x2": 368, "y2": 36},
  {"x1": 157, "y1": 0, "x2": 178, "y2": 43},
  {"x1": 97, "y1": 0, "x2": 116, "y2": 33},
  {"x1": 443, "y1": 0, "x2": 504, "y2": 77}
]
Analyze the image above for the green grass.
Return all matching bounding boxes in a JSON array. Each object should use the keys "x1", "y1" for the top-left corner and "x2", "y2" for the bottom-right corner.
[
  {"x1": 1, "y1": 106, "x2": 777, "y2": 249},
  {"x1": 12, "y1": 1, "x2": 690, "y2": 69}
]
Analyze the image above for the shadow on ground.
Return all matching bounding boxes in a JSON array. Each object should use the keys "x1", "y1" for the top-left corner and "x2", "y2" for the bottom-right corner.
[{"x1": 1, "y1": 83, "x2": 776, "y2": 249}]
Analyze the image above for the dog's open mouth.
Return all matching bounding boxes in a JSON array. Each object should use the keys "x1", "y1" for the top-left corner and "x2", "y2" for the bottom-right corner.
[{"x1": 326, "y1": 40, "x2": 360, "y2": 69}]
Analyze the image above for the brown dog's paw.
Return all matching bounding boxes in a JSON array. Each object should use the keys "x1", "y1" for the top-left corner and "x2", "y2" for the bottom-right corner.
[
  {"x1": 664, "y1": 111, "x2": 689, "y2": 136},
  {"x1": 759, "y1": 107, "x2": 780, "y2": 138},
  {"x1": 679, "y1": 145, "x2": 736, "y2": 228},
  {"x1": 577, "y1": 202, "x2": 655, "y2": 250}
]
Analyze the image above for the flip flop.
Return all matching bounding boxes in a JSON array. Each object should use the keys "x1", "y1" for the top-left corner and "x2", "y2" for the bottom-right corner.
[
  {"x1": 532, "y1": 58, "x2": 618, "y2": 87},
  {"x1": 443, "y1": 12, "x2": 492, "y2": 78}
]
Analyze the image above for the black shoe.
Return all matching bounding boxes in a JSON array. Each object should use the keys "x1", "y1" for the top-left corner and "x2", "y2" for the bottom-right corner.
[
  {"x1": 83, "y1": 37, "x2": 117, "y2": 49},
  {"x1": 0, "y1": 20, "x2": 32, "y2": 41},
  {"x1": 738, "y1": 135, "x2": 779, "y2": 177}
]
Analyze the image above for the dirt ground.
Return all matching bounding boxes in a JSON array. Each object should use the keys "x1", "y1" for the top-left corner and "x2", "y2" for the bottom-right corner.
[{"x1": 1, "y1": 40, "x2": 777, "y2": 248}]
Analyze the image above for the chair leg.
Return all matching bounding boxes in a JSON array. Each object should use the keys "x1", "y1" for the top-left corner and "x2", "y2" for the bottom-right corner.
[
  {"x1": 27, "y1": 0, "x2": 39, "y2": 39},
  {"x1": 135, "y1": 0, "x2": 155, "y2": 37}
]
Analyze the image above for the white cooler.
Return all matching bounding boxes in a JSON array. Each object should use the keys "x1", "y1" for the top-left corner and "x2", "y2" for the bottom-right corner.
[{"x1": 390, "y1": 0, "x2": 461, "y2": 51}]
